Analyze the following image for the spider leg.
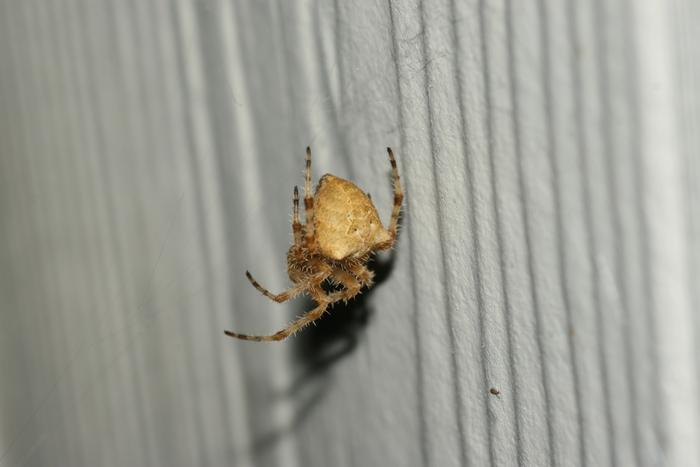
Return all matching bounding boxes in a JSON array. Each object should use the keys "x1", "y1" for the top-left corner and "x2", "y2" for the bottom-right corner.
[
  {"x1": 245, "y1": 271, "x2": 302, "y2": 303},
  {"x1": 328, "y1": 269, "x2": 364, "y2": 303},
  {"x1": 292, "y1": 186, "x2": 302, "y2": 246},
  {"x1": 328, "y1": 262, "x2": 375, "y2": 303},
  {"x1": 303, "y1": 146, "x2": 316, "y2": 248},
  {"x1": 386, "y1": 147, "x2": 404, "y2": 242},
  {"x1": 348, "y1": 262, "x2": 375, "y2": 288},
  {"x1": 225, "y1": 297, "x2": 332, "y2": 342}
]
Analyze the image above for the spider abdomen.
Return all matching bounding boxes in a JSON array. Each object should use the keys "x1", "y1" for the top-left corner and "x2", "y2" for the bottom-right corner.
[{"x1": 313, "y1": 174, "x2": 391, "y2": 260}]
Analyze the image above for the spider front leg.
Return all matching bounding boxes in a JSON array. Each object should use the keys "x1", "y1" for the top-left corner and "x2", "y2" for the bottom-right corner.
[
  {"x1": 245, "y1": 271, "x2": 302, "y2": 303},
  {"x1": 329, "y1": 269, "x2": 363, "y2": 303},
  {"x1": 345, "y1": 259, "x2": 375, "y2": 287},
  {"x1": 247, "y1": 185, "x2": 306, "y2": 303},
  {"x1": 225, "y1": 287, "x2": 334, "y2": 342}
]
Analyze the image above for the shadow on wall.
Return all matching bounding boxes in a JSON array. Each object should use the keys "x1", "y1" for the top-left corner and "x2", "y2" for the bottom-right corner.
[
  {"x1": 294, "y1": 252, "x2": 397, "y2": 383},
  {"x1": 249, "y1": 251, "x2": 397, "y2": 457}
]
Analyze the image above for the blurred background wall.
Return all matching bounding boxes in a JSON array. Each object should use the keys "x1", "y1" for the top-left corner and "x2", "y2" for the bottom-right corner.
[{"x1": 1, "y1": 1, "x2": 699, "y2": 466}]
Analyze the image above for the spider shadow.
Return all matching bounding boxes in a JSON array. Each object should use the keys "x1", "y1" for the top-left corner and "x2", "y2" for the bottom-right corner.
[
  {"x1": 289, "y1": 251, "x2": 396, "y2": 393},
  {"x1": 249, "y1": 252, "x2": 397, "y2": 458}
]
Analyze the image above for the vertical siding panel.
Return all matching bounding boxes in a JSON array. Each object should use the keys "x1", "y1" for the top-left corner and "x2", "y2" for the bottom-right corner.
[{"x1": 1, "y1": 1, "x2": 700, "y2": 466}]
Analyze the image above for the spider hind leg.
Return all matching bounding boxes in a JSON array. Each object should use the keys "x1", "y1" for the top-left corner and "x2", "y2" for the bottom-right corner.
[
  {"x1": 303, "y1": 147, "x2": 316, "y2": 248},
  {"x1": 386, "y1": 147, "x2": 403, "y2": 242},
  {"x1": 292, "y1": 186, "x2": 302, "y2": 245}
]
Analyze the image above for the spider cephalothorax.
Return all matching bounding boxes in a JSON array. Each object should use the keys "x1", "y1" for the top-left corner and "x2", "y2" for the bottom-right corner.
[{"x1": 225, "y1": 147, "x2": 403, "y2": 342}]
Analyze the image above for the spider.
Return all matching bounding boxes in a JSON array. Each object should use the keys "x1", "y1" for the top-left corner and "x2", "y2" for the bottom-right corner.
[{"x1": 224, "y1": 147, "x2": 403, "y2": 342}]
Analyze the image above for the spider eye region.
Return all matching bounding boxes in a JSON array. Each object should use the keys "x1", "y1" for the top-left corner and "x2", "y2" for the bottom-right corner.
[{"x1": 314, "y1": 174, "x2": 390, "y2": 260}]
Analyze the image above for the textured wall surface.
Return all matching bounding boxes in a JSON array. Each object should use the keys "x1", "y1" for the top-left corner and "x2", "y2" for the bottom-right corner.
[{"x1": 1, "y1": 1, "x2": 699, "y2": 466}]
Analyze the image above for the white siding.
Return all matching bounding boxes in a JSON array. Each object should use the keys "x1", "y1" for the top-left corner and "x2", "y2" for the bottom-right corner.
[{"x1": 0, "y1": 1, "x2": 698, "y2": 466}]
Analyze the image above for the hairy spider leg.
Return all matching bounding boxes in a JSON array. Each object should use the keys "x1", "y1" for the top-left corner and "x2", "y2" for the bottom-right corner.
[
  {"x1": 225, "y1": 285, "x2": 335, "y2": 341},
  {"x1": 244, "y1": 270, "x2": 303, "y2": 303},
  {"x1": 387, "y1": 148, "x2": 404, "y2": 241},
  {"x1": 292, "y1": 186, "x2": 302, "y2": 245},
  {"x1": 225, "y1": 300, "x2": 329, "y2": 341},
  {"x1": 346, "y1": 261, "x2": 375, "y2": 288},
  {"x1": 328, "y1": 269, "x2": 364, "y2": 303},
  {"x1": 303, "y1": 146, "x2": 316, "y2": 248}
]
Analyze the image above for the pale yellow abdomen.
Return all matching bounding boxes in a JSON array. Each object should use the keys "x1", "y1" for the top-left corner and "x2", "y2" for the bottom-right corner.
[{"x1": 313, "y1": 175, "x2": 391, "y2": 260}]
